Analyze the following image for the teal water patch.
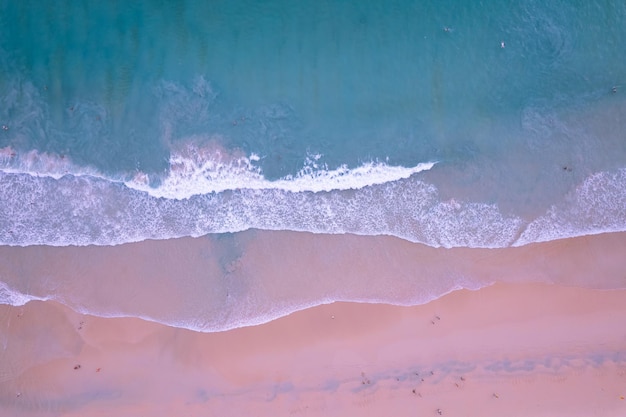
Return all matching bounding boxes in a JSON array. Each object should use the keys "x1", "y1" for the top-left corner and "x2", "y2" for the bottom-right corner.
[
  {"x1": 2, "y1": 0, "x2": 624, "y2": 174},
  {"x1": 1, "y1": 0, "x2": 625, "y2": 247}
]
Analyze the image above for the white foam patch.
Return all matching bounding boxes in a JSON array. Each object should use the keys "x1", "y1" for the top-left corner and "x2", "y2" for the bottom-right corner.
[
  {"x1": 514, "y1": 168, "x2": 626, "y2": 246},
  {"x1": 1, "y1": 144, "x2": 436, "y2": 199},
  {"x1": 1, "y1": 145, "x2": 625, "y2": 249},
  {"x1": 124, "y1": 143, "x2": 437, "y2": 199},
  {"x1": 0, "y1": 281, "x2": 47, "y2": 306},
  {"x1": 420, "y1": 200, "x2": 525, "y2": 248},
  {"x1": 0, "y1": 146, "x2": 106, "y2": 180},
  {"x1": 0, "y1": 168, "x2": 523, "y2": 248}
]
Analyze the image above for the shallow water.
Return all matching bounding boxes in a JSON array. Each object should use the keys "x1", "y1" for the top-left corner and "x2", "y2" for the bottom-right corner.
[
  {"x1": 1, "y1": 0, "x2": 625, "y2": 248},
  {"x1": 1, "y1": 1, "x2": 626, "y2": 332},
  {"x1": 0, "y1": 231, "x2": 625, "y2": 332}
]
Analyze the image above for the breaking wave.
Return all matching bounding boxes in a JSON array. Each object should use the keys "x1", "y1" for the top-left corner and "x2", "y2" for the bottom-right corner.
[{"x1": 1, "y1": 145, "x2": 625, "y2": 248}]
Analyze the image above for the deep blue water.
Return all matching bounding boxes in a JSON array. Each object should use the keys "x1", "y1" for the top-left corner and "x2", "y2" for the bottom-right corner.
[{"x1": 1, "y1": 0, "x2": 626, "y2": 247}]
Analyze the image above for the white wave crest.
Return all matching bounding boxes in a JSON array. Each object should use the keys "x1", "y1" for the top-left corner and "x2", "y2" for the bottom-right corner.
[
  {"x1": 1, "y1": 144, "x2": 436, "y2": 201},
  {"x1": 124, "y1": 143, "x2": 437, "y2": 199},
  {"x1": 2, "y1": 144, "x2": 625, "y2": 249},
  {"x1": 514, "y1": 168, "x2": 626, "y2": 246},
  {"x1": 0, "y1": 281, "x2": 47, "y2": 306}
]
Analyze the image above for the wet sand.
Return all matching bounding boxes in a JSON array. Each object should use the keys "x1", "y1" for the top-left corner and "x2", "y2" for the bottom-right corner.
[
  {"x1": 1, "y1": 231, "x2": 626, "y2": 334},
  {"x1": 1, "y1": 281, "x2": 625, "y2": 417}
]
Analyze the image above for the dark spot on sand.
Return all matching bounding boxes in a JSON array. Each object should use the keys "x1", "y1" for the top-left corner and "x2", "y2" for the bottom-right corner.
[{"x1": 360, "y1": 372, "x2": 371, "y2": 385}]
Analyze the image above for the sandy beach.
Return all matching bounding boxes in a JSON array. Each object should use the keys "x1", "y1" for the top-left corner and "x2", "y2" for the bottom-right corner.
[
  {"x1": 1, "y1": 279, "x2": 625, "y2": 416},
  {"x1": 2, "y1": 1, "x2": 626, "y2": 415},
  {"x1": 1, "y1": 232, "x2": 626, "y2": 416}
]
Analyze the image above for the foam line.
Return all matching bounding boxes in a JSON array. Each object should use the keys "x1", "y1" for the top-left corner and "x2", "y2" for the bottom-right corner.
[
  {"x1": 1, "y1": 147, "x2": 626, "y2": 248},
  {"x1": 124, "y1": 150, "x2": 437, "y2": 199}
]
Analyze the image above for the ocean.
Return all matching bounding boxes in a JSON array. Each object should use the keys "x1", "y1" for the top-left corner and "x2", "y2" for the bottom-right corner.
[{"x1": 1, "y1": 0, "x2": 625, "y2": 331}]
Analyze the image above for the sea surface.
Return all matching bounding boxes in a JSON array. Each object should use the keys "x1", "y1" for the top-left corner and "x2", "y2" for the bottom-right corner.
[{"x1": 1, "y1": 0, "x2": 625, "y2": 330}]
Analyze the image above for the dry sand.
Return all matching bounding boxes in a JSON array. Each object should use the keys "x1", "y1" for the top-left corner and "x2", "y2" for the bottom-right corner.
[
  {"x1": 1, "y1": 232, "x2": 626, "y2": 416},
  {"x1": 1, "y1": 281, "x2": 625, "y2": 417}
]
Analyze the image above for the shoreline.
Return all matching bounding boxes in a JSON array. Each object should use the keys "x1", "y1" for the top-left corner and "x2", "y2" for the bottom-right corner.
[
  {"x1": 1, "y1": 282, "x2": 625, "y2": 416},
  {"x1": 1, "y1": 231, "x2": 626, "y2": 333}
]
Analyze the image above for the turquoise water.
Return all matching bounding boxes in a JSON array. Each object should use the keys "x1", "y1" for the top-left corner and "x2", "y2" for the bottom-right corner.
[
  {"x1": 1, "y1": 0, "x2": 626, "y2": 333},
  {"x1": 1, "y1": 0, "x2": 626, "y2": 247}
]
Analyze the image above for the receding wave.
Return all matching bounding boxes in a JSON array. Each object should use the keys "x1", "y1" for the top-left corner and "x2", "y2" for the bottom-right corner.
[
  {"x1": 1, "y1": 231, "x2": 625, "y2": 333},
  {"x1": 1, "y1": 146, "x2": 625, "y2": 248},
  {"x1": 515, "y1": 168, "x2": 626, "y2": 246},
  {"x1": 0, "y1": 281, "x2": 48, "y2": 306}
]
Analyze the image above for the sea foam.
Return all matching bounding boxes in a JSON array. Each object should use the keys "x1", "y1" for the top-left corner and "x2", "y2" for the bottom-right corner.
[
  {"x1": 1, "y1": 146, "x2": 626, "y2": 248},
  {"x1": 514, "y1": 168, "x2": 626, "y2": 246},
  {"x1": 124, "y1": 143, "x2": 437, "y2": 199},
  {"x1": 0, "y1": 281, "x2": 47, "y2": 306}
]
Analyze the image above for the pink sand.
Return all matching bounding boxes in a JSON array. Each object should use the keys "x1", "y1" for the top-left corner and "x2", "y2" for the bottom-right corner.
[
  {"x1": 0, "y1": 282, "x2": 625, "y2": 416},
  {"x1": 0, "y1": 232, "x2": 625, "y2": 416}
]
